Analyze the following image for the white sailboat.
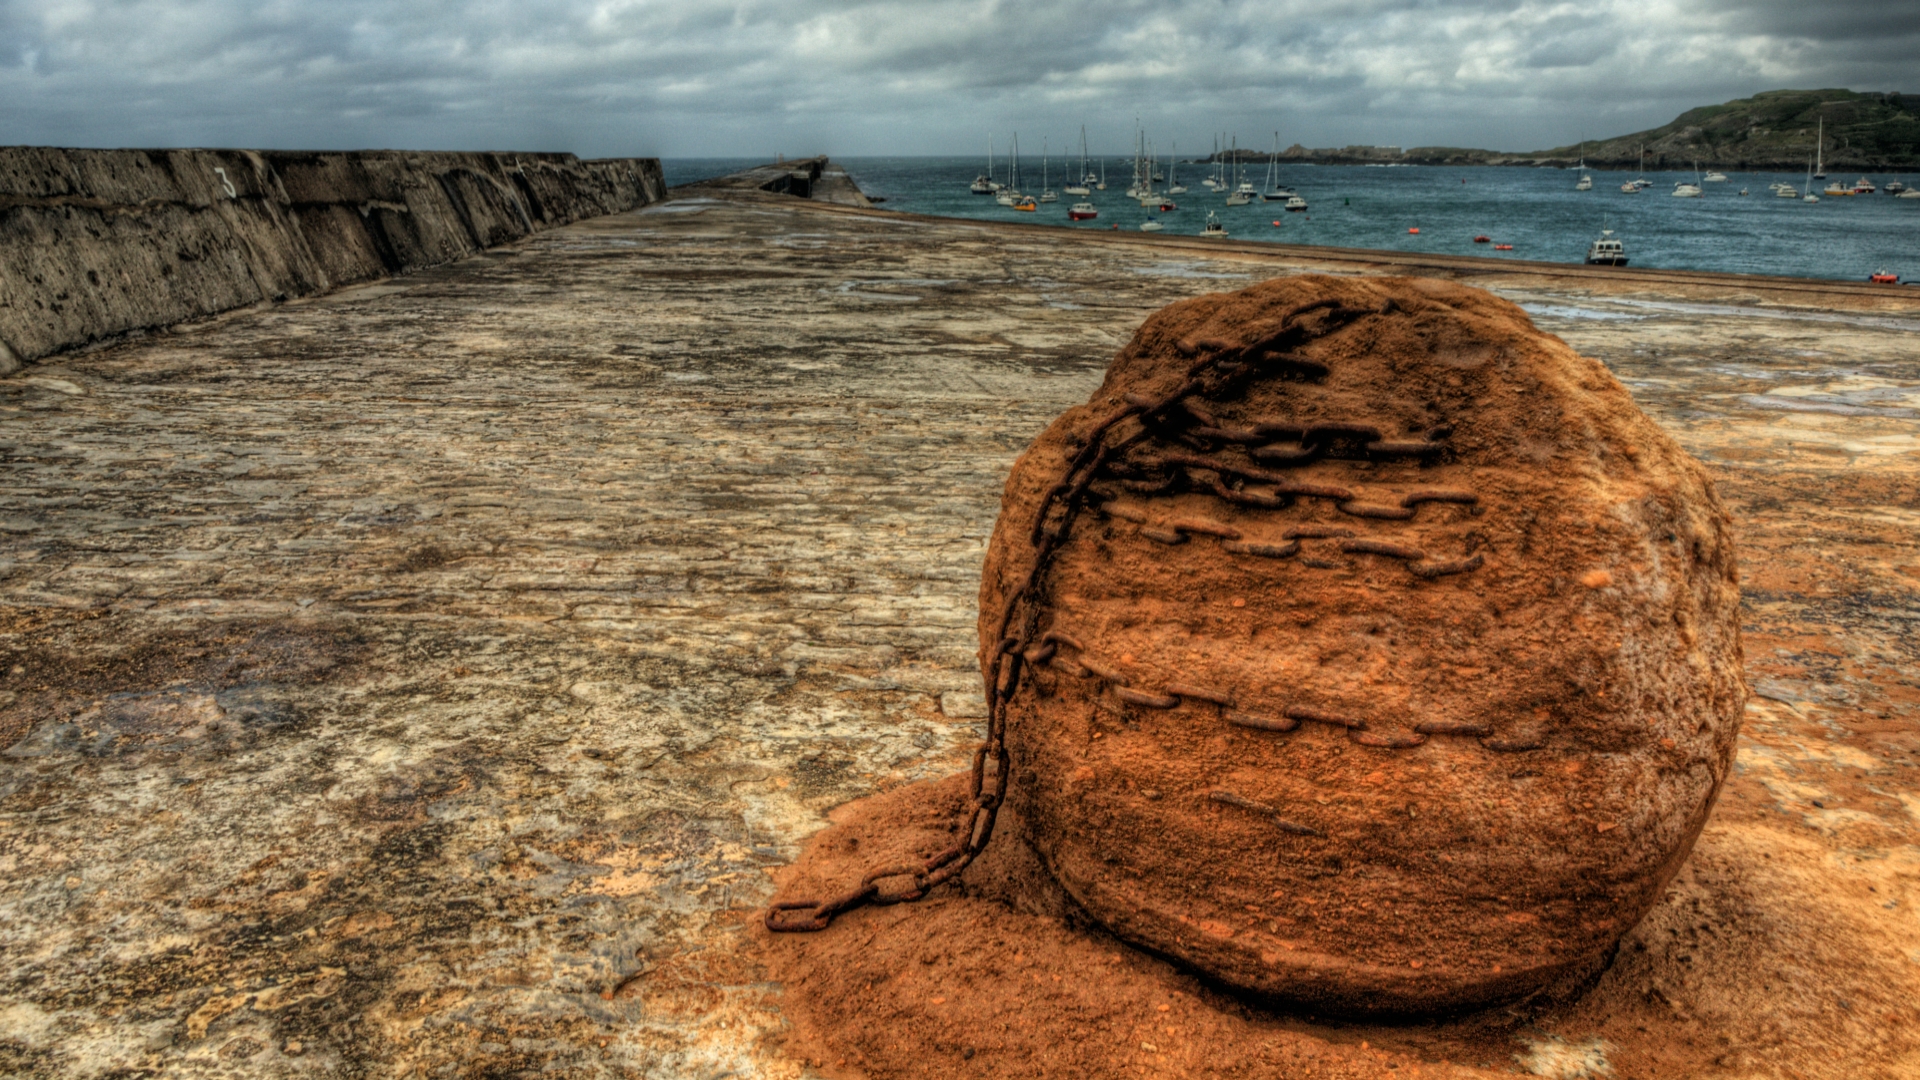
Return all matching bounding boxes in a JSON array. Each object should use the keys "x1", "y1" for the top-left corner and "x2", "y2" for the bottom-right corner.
[
  {"x1": 1803, "y1": 156, "x2": 1819, "y2": 203},
  {"x1": 996, "y1": 133, "x2": 1023, "y2": 206},
  {"x1": 1261, "y1": 132, "x2": 1295, "y2": 201},
  {"x1": 1671, "y1": 160, "x2": 1703, "y2": 198},
  {"x1": 1039, "y1": 138, "x2": 1058, "y2": 203},
  {"x1": 1064, "y1": 127, "x2": 1092, "y2": 196},
  {"x1": 1202, "y1": 135, "x2": 1223, "y2": 190},
  {"x1": 1168, "y1": 142, "x2": 1187, "y2": 195},
  {"x1": 1814, "y1": 117, "x2": 1826, "y2": 179},
  {"x1": 970, "y1": 134, "x2": 999, "y2": 195},
  {"x1": 1225, "y1": 136, "x2": 1253, "y2": 205},
  {"x1": 1575, "y1": 141, "x2": 1591, "y2": 191}
]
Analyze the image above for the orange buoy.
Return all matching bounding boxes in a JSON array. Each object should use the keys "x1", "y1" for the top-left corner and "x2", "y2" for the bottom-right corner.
[
  {"x1": 1408, "y1": 227, "x2": 1420, "y2": 234},
  {"x1": 1273, "y1": 221, "x2": 1282, "y2": 227}
]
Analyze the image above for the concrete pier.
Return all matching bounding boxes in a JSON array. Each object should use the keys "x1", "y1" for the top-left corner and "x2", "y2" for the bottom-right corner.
[{"x1": 2, "y1": 165, "x2": 1917, "y2": 1077}]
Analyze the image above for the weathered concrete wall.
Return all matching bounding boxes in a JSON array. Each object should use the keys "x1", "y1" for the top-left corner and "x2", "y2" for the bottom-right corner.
[{"x1": 0, "y1": 148, "x2": 665, "y2": 369}]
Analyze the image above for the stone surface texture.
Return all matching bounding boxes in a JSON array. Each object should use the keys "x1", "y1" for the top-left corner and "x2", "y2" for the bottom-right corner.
[
  {"x1": 0, "y1": 147, "x2": 666, "y2": 366},
  {"x1": 0, "y1": 188, "x2": 1916, "y2": 1078},
  {"x1": 978, "y1": 275, "x2": 1745, "y2": 1012}
]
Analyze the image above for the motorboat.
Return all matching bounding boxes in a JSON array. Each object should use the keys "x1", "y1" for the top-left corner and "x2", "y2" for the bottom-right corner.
[
  {"x1": 1200, "y1": 211, "x2": 1228, "y2": 238},
  {"x1": 1586, "y1": 229, "x2": 1627, "y2": 266},
  {"x1": 1775, "y1": 183, "x2": 1799, "y2": 198},
  {"x1": 1139, "y1": 219, "x2": 1164, "y2": 232},
  {"x1": 1823, "y1": 182, "x2": 1851, "y2": 197},
  {"x1": 1013, "y1": 195, "x2": 1037, "y2": 212},
  {"x1": 1704, "y1": 170, "x2": 1729, "y2": 183},
  {"x1": 1068, "y1": 201, "x2": 1098, "y2": 221},
  {"x1": 1739, "y1": 188, "x2": 1748, "y2": 195},
  {"x1": 1852, "y1": 177, "x2": 1877, "y2": 194},
  {"x1": 1886, "y1": 181, "x2": 1907, "y2": 194},
  {"x1": 996, "y1": 190, "x2": 1019, "y2": 206},
  {"x1": 1225, "y1": 189, "x2": 1252, "y2": 206},
  {"x1": 1869, "y1": 269, "x2": 1899, "y2": 284},
  {"x1": 1620, "y1": 181, "x2": 1639, "y2": 193},
  {"x1": 1897, "y1": 188, "x2": 1920, "y2": 199},
  {"x1": 1672, "y1": 182, "x2": 1702, "y2": 198},
  {"x1": 1576, "y1": 172, "x2": 1592, "y2": 191},
  {"x1": 1284, "y1": 195, "x2": 1308, "y2": 212},
  {"x1": 1473, "y1": 235, "x2": 1491, "y2": 243}
]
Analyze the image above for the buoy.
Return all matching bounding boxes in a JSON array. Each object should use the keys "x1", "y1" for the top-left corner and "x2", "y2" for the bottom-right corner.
[
  {"x1": 1409, "y1": 227, "x2": 1420, "y2": 234},
  {"x1": 1273, "y1": 221, "x2": 1282, "y2": 227}
]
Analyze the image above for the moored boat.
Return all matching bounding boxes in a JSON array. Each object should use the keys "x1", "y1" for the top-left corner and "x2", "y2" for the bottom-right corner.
[
  {"x1": 1586, "y1": 229, "x2": 1627, "y2": 266},
  {"x1": 1139, "y1": 218, "x2": 1163, "y2": 232},
  {"x1": 1284, "y1": 195, "x2": 1307, "y2": 212},
  {"x1": 1852, "y1": 177, "x2": 1877, "y2": 194},
  {"x1": 1067, "y1": 201, "x2": 1098, "y2": 221},
  {"x1": 1869, "y1": 269, "x2": 1899, "y2": 284},
  {"x1": 1704, "y1": 170, "x2": 1729, "y2": 182},
  {"x1": 1199, "y1": 211, "x2": 1228, "y2": 238}
]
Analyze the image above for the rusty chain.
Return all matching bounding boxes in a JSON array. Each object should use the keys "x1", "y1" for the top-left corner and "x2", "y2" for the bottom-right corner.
[{"x1": 766, "y1": 296, "x2": 1379, "y2": 933}]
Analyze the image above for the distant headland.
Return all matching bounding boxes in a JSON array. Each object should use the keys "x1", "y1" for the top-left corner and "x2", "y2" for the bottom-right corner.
[{"x1": 1209, "y1": 89, "x2": 1919, "y2": 171}]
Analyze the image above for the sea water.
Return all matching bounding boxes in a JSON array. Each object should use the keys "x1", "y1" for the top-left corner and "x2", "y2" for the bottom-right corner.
[{"x1": 663, "y1": 157, "x2": 1919, "y2": 283}]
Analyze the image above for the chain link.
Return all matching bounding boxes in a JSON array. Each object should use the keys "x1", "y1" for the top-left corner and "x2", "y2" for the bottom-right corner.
[{"x1": 766, "y1": 296, "x2": 1377, "y2": 932}]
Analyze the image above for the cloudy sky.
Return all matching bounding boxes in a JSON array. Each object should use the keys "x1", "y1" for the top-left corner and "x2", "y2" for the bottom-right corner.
[{"x1": 2, "y1": 0, "x2": 1915, "y2": 158}]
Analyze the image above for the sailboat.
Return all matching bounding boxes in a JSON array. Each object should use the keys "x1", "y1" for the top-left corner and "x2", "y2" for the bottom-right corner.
[
  {"x1": 1039, "y1": 138, "x2": 1058, "y2": 203},
  {"x1": 1804, "y1": 156, "x2": 1820, "y2": 203},
  {"x1": 970, "y1": 134, "x2": 999, "y2": 194},
  {"x1": 1575, "y1": 141, "x2": 1592, "y2": 190},
  {"x1": 1225, "y1": 137, "x2": 1253, "y2": 205},
  {"x1": 1168, "y1": 142, "x2": 1187, "y2": 195},
  {"x1": 1814, "y1": 118, "x2": 1826, "y2": 180},
  {"x1": 997, "y1": 133, "x2": 1025, "y2": 206},
  {"x1": 1672, "y1": 159, "x2": 1702, "y2": 197},
  {"x1": 1262, "y1": 133, "x2": 1295, "y2": 201},
  {"x1": 1202, "y1": 136, "x2": 1223, "y2": 190},
  {"x1": 1097, "y1": 158, "x2": 1106, "y2": 191},
  {"x1": 1065, "y1": 127, "x2": 1092, "y2": 196}
]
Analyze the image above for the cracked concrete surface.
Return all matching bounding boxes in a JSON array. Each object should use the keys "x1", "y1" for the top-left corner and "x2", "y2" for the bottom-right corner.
[{"x1": 2, "y1": 190, "x2": 1918, "y2": 1077}]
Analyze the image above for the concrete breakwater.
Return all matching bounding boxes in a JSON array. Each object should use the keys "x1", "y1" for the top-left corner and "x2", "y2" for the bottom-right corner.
[{"x1": 0, "y1": 148, "x2": 665, "y2": 369}]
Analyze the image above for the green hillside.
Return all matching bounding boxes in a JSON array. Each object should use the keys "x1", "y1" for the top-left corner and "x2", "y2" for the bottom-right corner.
[
  {"x1": 1525, "y1": 89, "x2": 1920, "y2": 170},
  {"x1": 1215, "y1": 90, "x2": 1920, "y2": 170}
]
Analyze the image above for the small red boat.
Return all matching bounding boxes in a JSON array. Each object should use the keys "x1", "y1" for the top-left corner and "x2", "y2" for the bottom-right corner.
[
  {"x1": 1068, "y1": 201, "x2": 1098, "y2": 221},
  {"x1": 1473, "y1": 235, "x2": 1491, "y2": 243},
  {"x1": 1869, "y1": 269, "x2": 1900, "y2": 284},
  {"x1": 1493, "y1": 243, "x2": 1513, "y2": 251}
]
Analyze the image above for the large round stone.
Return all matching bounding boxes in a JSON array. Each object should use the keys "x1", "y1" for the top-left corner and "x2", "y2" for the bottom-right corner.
[{"x1": 977, "y1": 275, "x2": 1744, "y2": 1014}]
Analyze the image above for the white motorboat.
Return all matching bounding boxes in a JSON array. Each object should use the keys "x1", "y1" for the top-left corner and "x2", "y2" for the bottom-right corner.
[
  {"x1": 1139, "y1": 219, "x2": 1164, "y2": 232},
  {"x1": 1775, "y1": 183, "x2": 1799, "y2": 198},
  {"x1": 1284, "y1": 195, "x2": 1308, "y2": 212},
  {"x1": 1704, "y1": 170, "x2": 1729, "y2": 183},
  {"x1": 1886, "y1": 180, "x2": 1907, "y2": 194},
  {"x1": 1852, "y1": 177, "x2": 1877, "y2": 194},
  {"x1": 1672, "y1": 182, "x2": 1702, "y2": 198},
  {"x1": 1200, "y1": 211, "x2": 1228, "y2": 238},
  {"x1": 1896, "y1": 188, "x2": 1920, "y2": 198},
  {"x1": 1068, "y1": 201, "x2": 1097, "y2": 221},
  {"x1": 1585, "y1": 228, "x2": 1627, "y2": 266}
]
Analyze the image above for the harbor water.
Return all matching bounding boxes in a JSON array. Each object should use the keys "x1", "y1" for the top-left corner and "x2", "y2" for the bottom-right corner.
[{"x1": 666, "y1": 156, "x2": 1919, "y2": 283}]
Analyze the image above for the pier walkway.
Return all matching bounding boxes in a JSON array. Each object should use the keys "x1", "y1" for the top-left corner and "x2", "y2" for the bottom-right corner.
[{"x1": 2, "y1": 176, "x2": 1918, "y2": 1078}]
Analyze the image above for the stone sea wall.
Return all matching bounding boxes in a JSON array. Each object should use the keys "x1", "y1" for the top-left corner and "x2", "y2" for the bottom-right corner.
[{"x1": 0, "y1": 148, "x2": 666, "y2": 369}]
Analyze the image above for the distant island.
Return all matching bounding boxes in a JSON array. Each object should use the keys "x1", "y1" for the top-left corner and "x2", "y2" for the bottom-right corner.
[{"x1": 1208, "y1": 90, "x2": 1919, "y2": 171}]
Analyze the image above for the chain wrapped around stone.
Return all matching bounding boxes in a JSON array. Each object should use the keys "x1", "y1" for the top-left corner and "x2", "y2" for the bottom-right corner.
[{"x1": 766, "y1": 297, "x2": 1375, "y2": 933}]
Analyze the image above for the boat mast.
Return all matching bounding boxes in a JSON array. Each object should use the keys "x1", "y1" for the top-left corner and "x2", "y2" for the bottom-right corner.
[{"x1": 1815, "y1": 117, "x2": 1824, "y2": 178}]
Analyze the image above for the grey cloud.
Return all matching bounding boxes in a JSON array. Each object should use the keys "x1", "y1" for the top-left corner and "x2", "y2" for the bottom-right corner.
[{"x1": 0, "y1": 0, "x2": 1914, "y2": 156}]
